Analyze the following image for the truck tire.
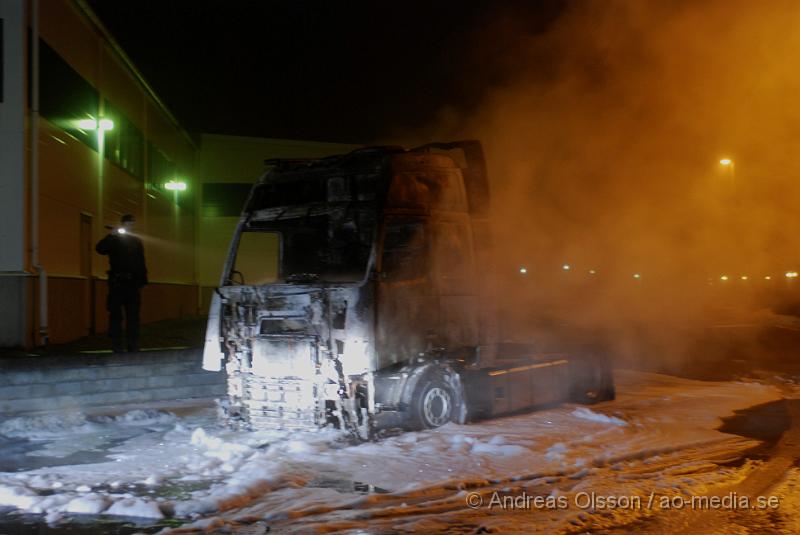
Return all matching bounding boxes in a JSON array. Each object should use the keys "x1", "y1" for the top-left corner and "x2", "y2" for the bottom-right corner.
[
  {"x1": 409, "y1": 374, "x2": 456, "y2": 429},
  {"x1": 572, "y1": 358, "x2": 615, "y2": 404}
]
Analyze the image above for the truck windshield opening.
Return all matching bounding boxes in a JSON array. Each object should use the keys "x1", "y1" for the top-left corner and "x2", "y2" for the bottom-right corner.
[{"x1": 238, "y1": 211, "x2": 375, "y2": 284}]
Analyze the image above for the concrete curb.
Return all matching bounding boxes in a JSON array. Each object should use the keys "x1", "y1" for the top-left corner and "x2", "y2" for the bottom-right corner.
[{"x1": 0, "y1": 348, "x2": 226, "y2": 416}]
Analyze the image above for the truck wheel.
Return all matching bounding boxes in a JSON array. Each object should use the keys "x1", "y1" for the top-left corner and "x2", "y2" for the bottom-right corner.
[{"x1": 410, "y1": 376, "x2": 455, "y2": 429}]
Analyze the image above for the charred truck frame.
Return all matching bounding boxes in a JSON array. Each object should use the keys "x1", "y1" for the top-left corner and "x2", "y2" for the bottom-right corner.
[{"x1": 203, "y1": 141, "x2": 614, "y2": 438}]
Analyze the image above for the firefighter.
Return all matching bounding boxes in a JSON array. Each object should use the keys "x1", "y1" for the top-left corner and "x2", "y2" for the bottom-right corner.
[{"x1": 96, "y1": 214, "x2": 148, "y2": 353}]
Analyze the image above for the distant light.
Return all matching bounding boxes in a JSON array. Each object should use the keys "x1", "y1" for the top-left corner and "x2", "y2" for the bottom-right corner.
[
  {"x1": 786, "y1": 271, "x2": 799, "y2": 279},
  {"x1": 589, "y1": 269, "x2": 596, "y2": 275},
  {"x1": 562, "y1": 264, "x2": 571, "y2": 271},
  {"x1": 740, "y1": 275, "x2": 748, "y2": 280},
  {"x1": 165, "y1": 180, "x2": 187, "y2": 191},
  {"x1": 117, "y1": 228, "x2": 127, "y2": 235},
  {"x1": 765, "y1": 276, "x2": 771, "y2": 280},
  {"x1": 719, "y1": 158, "x2": 733, "y2": 166},
  {"x1": 720, "y1": 275, "x2": 729, "y2": 281},
  {"x1": 519, "y1": 267, "x2": 527, "y2": 274},
  {"x1": 633, "y1": 273, "x2": 641, "y2": 279},
  {"x1": 98, "y1": 118, "x2": 114, "y2": 131}
]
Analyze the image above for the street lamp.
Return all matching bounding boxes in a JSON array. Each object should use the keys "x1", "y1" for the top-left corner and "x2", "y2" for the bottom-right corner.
[{"x1": 719, "y1": 158, "x2": 733, "y2": 166}]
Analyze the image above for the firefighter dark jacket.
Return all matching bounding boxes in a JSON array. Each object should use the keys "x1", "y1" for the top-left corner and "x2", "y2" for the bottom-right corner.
[{"x1": 95, "y1": 233, "x2": 149, "y2": 287}]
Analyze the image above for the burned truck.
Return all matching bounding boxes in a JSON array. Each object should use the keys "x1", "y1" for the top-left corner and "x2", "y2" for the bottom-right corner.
[{"x1": 202, "y1": 141, "x2": 614, "y2": 437}]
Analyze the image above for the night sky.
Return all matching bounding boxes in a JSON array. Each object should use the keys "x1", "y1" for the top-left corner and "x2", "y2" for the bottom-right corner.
[{"x1": 87, "y1": 0, "x2": 565, "y2": 143}]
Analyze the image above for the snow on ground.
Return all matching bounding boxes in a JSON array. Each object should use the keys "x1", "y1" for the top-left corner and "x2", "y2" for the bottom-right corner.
[{"x1": 0, "y1": 371, "x2": 785, "y2": 533}]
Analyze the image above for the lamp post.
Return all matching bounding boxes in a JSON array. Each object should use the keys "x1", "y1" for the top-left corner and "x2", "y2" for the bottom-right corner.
[
  {"x1": 165, "y1": 180, "x2": 188, "y2": 238},
  {"x1": 719, "y1": 157, "x2": 736, "y2": 193},
  {"x1": 74, "y1": 116, "x2": 114, "y2": 239},
  {"x1": 719, "y1": 157, "x2": 745, "y2": 276},
  {"x1": 74, "y1": 115, "x2": 114, "y2": 342}
]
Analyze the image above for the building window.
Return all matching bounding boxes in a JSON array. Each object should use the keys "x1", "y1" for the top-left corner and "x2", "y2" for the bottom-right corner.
[
  {"x1": 148, "y1": 142, "x2": 174, "y2": 185},
  {"x1": 39, "y1": 39, "x2": 99, "y2": 151},
  {"x1": 104, "y1": 99, "x2": 144, "y2": 179},
  {"x1": 202, "y1": 183, "x2": 253, "y2": 217}
]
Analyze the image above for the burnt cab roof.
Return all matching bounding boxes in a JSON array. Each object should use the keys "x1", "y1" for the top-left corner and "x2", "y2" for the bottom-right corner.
[{"x1": 256, "y1": 140, "x2": 489, "y2": 216}]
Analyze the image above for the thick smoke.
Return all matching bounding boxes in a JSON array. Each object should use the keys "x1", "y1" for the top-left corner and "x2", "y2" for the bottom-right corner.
[{"x1": 405, "y1": 0, "x2": 800, "y2": 370}]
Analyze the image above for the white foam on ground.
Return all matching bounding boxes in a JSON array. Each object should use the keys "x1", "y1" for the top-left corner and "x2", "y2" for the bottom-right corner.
[
  {"x1": 64, "y1": 493, "x2": 109, "y2": 514},
  {"x1": 106, "y1": 497, "x2": 164, "y2": 519},
  {"x1": 0, "y1": 412, "x2": 99, "y2": 438},
  {"x1": 0, "y1": 371, "x2": 786, "y2": 533},
  {"x1": 571, "y1": 407, "x2": 628, "y2": 426},
  {"x1": 97, "y1": 409, "x2": 178, "y2": 426}
]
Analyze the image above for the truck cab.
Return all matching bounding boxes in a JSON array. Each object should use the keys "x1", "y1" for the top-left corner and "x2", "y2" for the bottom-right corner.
[{"x1": 203, "y1": 141, "x2": 614, "y2": 437}]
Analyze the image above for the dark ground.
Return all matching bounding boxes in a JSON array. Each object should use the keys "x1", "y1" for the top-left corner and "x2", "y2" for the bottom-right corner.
[{"x1": 0, "y1": 316, "x2": 207, "y2": 360}]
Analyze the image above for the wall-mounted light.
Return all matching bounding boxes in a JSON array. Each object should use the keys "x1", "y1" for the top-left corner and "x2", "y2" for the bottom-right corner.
[
  {"x1": 165, "y1": 180, "x2": 187, "y2": 191},
  {"x1": 75, "y1": 118, "x2": 114, "y2": 131}
]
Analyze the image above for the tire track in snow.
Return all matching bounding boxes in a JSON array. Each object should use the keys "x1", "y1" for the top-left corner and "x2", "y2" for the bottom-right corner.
[
  {"x1": 187, "y1": 434, "x2": 759, "y2": 534},
  {"x1": 599, "y1": 398, "x2": 800, "y2": 534}
]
